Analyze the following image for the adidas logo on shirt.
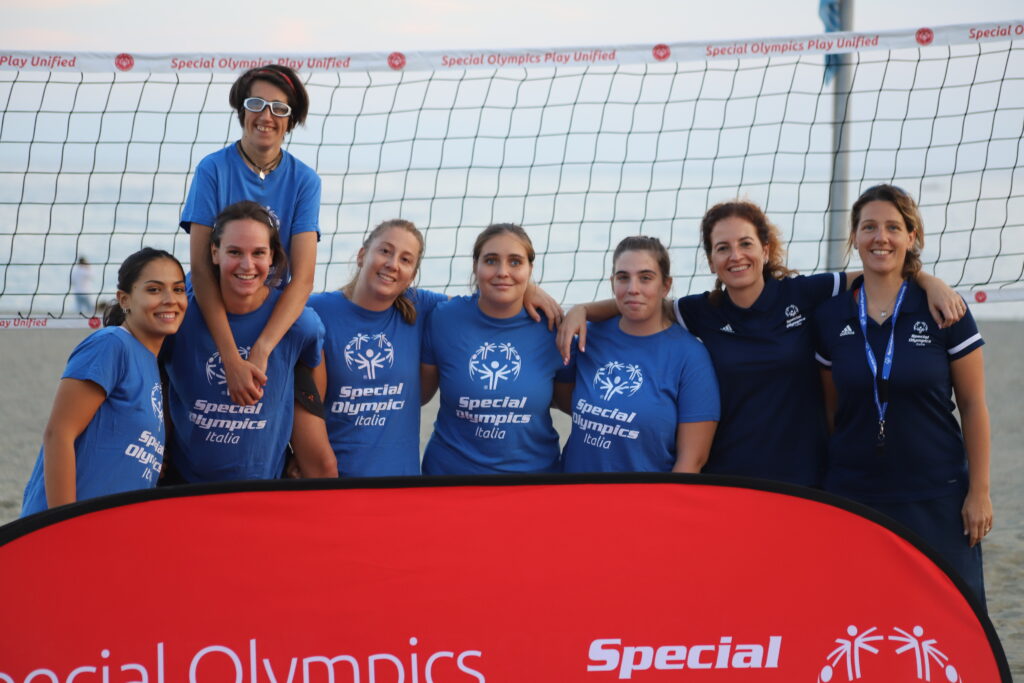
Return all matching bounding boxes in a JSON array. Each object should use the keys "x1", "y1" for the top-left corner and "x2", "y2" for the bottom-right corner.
[
  {"x1": 839, "y1": 324, "x2": 855, "y2": 337},
  {"x1": 720, "y1": 323, "x2": 735, "y2": 334}
]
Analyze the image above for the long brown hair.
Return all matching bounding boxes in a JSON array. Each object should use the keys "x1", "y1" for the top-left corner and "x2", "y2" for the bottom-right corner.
[
  {"x1": 342, "y1": 219, "x2": 425, "y2": 325},
  {"x1": 700, "y1": 200, "x2": 796, "y2": 304},
  {"x1": 848, "y1": 184, "x2": 925, "y2": 279}
]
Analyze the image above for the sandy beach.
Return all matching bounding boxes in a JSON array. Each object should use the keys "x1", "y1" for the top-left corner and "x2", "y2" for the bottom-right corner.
[{"x1": 1, "y1": 322, "x2": 1020, "y2": 674}]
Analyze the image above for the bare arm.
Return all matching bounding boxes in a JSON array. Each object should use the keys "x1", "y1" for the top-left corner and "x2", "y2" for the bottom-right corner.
[
  {"x1": 420, "y1": 363, "x2": 439, "y2": 405},
  {"x1": 915, "y1": 271, "x2": 965, "y2": 329},
  {"x1": 843, "y1": 269, "x2": 964, "y2": 328},
  {"x1": 951, "y1": 348, "x2": 993, "y2": 548},
  {"x1": 249, "y1": 231, "x2": 318, "y2": 375},
  {"x1": 672, "y1": 421, "x2": 717, "y2": 473},
  {"x1": 288, "y1": 354, "x2": 338, "y2": 478},
  {"x1": 556, "y1": 299, "x2": 619, "y2": 363},
  {"x1": 552, "y1": 381, "x2": 574, "y2": 415},
  {"x1": 190, "y1": 223, "x2": 266, "y2": 405},
  {"x1": 523, "y1": 282, "x2": 563, "y2": 330},
  {"x1": 42, "y1": 378, "x2": 106, "y2": 508}
]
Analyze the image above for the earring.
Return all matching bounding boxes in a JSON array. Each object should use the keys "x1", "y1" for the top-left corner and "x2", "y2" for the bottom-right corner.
[{"x1": 122, "y1": 307, "x2": 131, "y2": 314}]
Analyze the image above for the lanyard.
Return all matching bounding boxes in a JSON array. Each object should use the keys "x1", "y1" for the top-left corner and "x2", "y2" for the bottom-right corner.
[{"x1": 856, "y1": 280, "x2": 908, "y2": 451}]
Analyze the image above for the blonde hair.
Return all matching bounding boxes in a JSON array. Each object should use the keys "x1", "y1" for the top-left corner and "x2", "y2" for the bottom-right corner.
[{"x1": 342, "y1": 219, "x2": 424, "y2": 324}]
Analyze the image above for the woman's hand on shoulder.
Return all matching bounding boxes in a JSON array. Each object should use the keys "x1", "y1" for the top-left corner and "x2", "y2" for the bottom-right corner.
[
  {"x1": 523, "y1": 282, "x2": 563, "y2": 330},
  {"x1": 556, "y1": 304, "x2": 588, "y2": 365},
  {"x1": 917, "y1": 272, "x2": 966, "y2": 328}
]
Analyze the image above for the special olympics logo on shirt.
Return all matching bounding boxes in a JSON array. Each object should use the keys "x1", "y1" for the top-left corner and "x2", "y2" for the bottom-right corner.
[
  {"x1": 205, "y1": 346, "x2": 251, "y2": 392},
  {"x1": 150, "y1": 382, "x2": 163, "y2": 430},
  {"x1": 468, "y1": 342, "x2": 521, "y2": 390},
  {"x1": 815, "y1": 624, "x2": 963, "y2": 682},
  {"x1": 344, "y1": 333, "x2": 395, "y2": 380},
  {"x1": 913, "y1": 321, "x2": 928, "y2": 334},
  {"x1": 593, "y1": 361, "x2": 643, "y2": 401}
]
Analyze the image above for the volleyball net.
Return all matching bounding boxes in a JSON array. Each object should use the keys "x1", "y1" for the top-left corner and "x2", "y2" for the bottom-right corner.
[{"x1": 1, "y1": 20, "x2": 1023, "y2": 326}]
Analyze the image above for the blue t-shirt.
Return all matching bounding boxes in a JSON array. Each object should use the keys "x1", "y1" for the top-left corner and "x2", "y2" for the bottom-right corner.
[
  {"x1": 421, "y1": 295, "x2": 572, "y2": 475},
  {"x1": 561, "y1": 317, "x2": 720, "y2": 473},
  {"x1": 179, "y1": 144, "x2": 321, "y2": 257},
  {"x1": 22, "y1": 327, "x2": 165, "y2": 516},
  {"x1": 814, "y1": 277, "x2": 983, "y2": 502},
  {"x1": 161, "y1": 290, "x2": 324, "y2": 482},
  {"x1": 308, "y1": 288, "x2": 447, "y2": 477},
  {"x1": 675, "y1": 273, "x2": 845, "y2": 486}
]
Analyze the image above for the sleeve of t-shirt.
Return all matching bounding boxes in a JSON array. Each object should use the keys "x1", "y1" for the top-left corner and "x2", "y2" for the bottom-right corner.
[
  {"x1": 799, "y1": 271, "x2": 846, "y2": 305},
  {"x1": 676, "y1": 337, "x2": 721, "y2": 423},
  {"x1": 945, "y1": 304, "x2": 984, "y2": 360},
  {"x1": 674, "y1": 294, "x2": 702, "y2": 333},
  {"x1": 813, "y1": 299, "x2": 837, "y2": 367},
  {"x1": 62, "y1": 330, "x2": 127, "y2": 395},
  {"x1": 296, "y1": 308, "x2": 326, "y2": 368},
  {"x1": 411, "y1": 288, "x2": 449, "y2": 322},
  {"x1": 291, "y1": 167, "x2": 322, "y2": 238},
  {"x1": 179, "y1": 156, "x2": 219, "y2": 233}
]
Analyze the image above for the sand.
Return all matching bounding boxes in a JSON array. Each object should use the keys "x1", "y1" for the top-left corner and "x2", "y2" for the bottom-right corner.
[{"x1": 1, "y1": 322, "x2": 1020, "y2": 674}]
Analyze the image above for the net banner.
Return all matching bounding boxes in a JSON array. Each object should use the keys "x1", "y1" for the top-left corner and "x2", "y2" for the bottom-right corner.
[
  {"x1": 0, "y1": 476, "x2": 1008, "y2": 681},
  {"x1": 1, "y1": 19, "x2": 1022, "y2": 73}
]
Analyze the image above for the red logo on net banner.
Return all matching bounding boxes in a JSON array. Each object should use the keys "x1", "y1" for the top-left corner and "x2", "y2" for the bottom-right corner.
[
  {"x1": 114, "y1": 53, "x2": 134, "y2": 71},
  {"x1": 0, "y1": 480, "x2": 1006, "y2": 680},
  {"x1": 388, "y1": 51, "x2": 406, "y2": 70}
]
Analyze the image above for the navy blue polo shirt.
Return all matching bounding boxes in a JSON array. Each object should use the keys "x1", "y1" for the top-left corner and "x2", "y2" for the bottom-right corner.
[
  {"x1": 675, "y1": 272, "x2": 844, "y2": 486},
  {"x1": 813, "y1": 277, "x2": 983, "y2": 502}
]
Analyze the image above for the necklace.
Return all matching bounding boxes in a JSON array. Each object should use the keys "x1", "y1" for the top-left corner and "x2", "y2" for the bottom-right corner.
[{"x1": 236, "y1": 141, "x2": 282, "y2": 180}]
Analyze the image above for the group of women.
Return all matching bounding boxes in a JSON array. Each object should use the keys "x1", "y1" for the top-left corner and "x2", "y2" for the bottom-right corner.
[{"x1": 21, "y1": 66, "x2": 993, "y2": 604}]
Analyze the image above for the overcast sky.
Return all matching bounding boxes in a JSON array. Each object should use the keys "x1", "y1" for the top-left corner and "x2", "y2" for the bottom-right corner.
[{"x1": 2, "y1": 0, "x2": 1022, "y2": 53}]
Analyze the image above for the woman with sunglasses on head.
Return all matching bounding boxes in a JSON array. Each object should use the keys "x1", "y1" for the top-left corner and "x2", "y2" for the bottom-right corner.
[
  {"x1": 162, "y1": 201, "x2": 333, "y2": 482},
  {"x1": 21, "y1": 248, "x2": 187, "y2": 515},
  {"x1": 558, "y1": 202, "x2": 964, "y2": 487},
  {"x1": 180, "y1": 65, "x2": 319, "y2": 408},
  {"x1": 420, "y1": 223, "x2": 572, "y2": 475},
  {"x1": 814, "y1": 185, "x2": 991, "y2": 604}
]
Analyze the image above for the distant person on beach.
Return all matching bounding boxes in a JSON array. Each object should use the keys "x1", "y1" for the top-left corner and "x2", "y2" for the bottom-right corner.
[
  {"x1": 179, "y1": 65, "x2": 319, "y2": 408},
  {"x1": 70, "y1": 256, "x2": 93, "y2": 315},
  {"x1": 557, "y1": 236, "x2": 719, "y2": 473},
  {"x1": 162, "y1": 201, "x2": 335, "y2": 482},
  {"x1": 21, "y1": 248, "x2": 186, "y2": 515},
  {"x1": 815, "y1": 184, "x2": 992, "y2": 604}
]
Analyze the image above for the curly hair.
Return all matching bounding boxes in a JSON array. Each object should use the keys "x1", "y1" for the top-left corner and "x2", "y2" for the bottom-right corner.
[{"x1": 700, "y1": 200, "x2": 796, "y2": 304}]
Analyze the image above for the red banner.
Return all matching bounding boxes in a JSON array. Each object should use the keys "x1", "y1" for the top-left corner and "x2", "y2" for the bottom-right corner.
[{"x1": 0, "y1": 476, "x2": 1008, "y2": 681}]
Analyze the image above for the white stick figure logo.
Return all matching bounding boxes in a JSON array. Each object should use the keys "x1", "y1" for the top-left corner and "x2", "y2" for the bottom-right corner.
[
  {"x1": 205, "y1": 346, "x2": 251, "y2": 393},
  {"x1": 816, "y1": 624, "x2": 963, "y2": 682},
  {"x1": 344, "y1": 332, "x2": 395, "y2": 380},
  {"x1": 593, "y1": 361, "x2": 643, "y2": 401},
  {"x1": 913, "y1": 321, "x2": 928, "y2": 334},
  {"x1": 889, "y1": 626, "x2": 961, "y2": 682},
  {"x1": 468, "y1": 341, "x2": 521, "y2": 390},
  {"x1": 150, "y1": 382, "x2": 163, "y2": 430},
  {"x1": 786, "y1": 304, "x2": 800, "y2": 318}
]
